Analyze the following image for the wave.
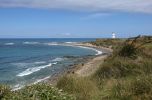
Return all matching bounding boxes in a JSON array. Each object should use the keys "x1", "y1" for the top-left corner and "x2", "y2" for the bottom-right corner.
[
  {"x1": 22, "y1": 41, "x2": 102, "y2": 56},
  {"x1": 52, "y1": 57, "x2": 64, "y2": 62},
  {"x1": 34, "y1": 61, "x2": 46, "y2": 64},
  {"x1": 45, "y1": 42, "x2": 102, "y2": 55},
  {"x1": 4, "y1": 43, "x2": 15, "y2": 45},
  {"x1": 64, "y1": 42, "x2": 77, "y2": 44},
  {"x1": 44, "y1": 42, "x2": 59, "y2": 46},
  {"x1": 45, "y1": 42, "x2": 77, "y2": 46},
  {"x1": 12, "y1": 76, "x2": 50, "y2": 91},
  {"x1": 12, "y1": 84, "x2": 25, "y2": 91},
  {"x1": 17, "y1": 62, "x2": 57, "y2": 77},
  {"x1": 23, "y1": 42, "x2": 39, "y2": 45},
  {"x1": 94, "y1": 49, "x2": 102, "y2": 55},
  {"x1": 33, "y1": 76, "x2": 50, "y2": 84},
  {"x1": 76, "y1": 46, "x2": 102, "y2": 55}
]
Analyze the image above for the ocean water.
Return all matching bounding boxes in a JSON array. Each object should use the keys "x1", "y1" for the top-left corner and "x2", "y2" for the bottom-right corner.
[{"x1": 0, "y1": 38, "x2": 98, "y2": 89}]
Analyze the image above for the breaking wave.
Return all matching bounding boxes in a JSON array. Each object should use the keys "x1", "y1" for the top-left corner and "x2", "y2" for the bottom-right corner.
[
  {"x1": 23, "y1": 42, "x2": 39, "y2": 45},
  {"x1": 4, "y1": 43, "x2": 15, "y2": 45},
  {"x1": 17, "y1": 63, "x2": 57, "y2": 77}
]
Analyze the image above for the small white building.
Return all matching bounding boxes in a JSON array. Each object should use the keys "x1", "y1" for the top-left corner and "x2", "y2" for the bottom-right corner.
[{"x1": 112, "y1": 32, "x2": 116, "y2": 39}]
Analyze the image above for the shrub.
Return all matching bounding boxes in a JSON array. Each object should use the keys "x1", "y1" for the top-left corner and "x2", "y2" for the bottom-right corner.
[
  {"x1": 95, "y1": 57, "x2": 141, "y2": 79},
  {"x1": 0, "y1": 85, "x2": 11, "y2": 99},
  {"x1": 0, "y1": 84, "x2": 75, "y2": 100},
  {"x1": 118, "y1": 35, "x2": 152, "y2": 58}
]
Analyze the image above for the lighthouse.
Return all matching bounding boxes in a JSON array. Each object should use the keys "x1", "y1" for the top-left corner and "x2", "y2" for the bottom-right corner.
[{"x1": 112, "y1": 32, "x2": 116, "y2": 39}]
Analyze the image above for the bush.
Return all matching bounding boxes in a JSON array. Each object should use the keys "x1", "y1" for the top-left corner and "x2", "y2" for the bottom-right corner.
[
  {"x1": 95, "y1": 57, "x2": 141, "y2": 79},
  {"x1": 0, "y1": 85, "x2": 11, "y2": 99},
  {"x1": 118, "y1": 43, "x2": 137, "y2": 58},
  {"x1": 0, "y1": 84, "x2": 75, "y2": 100}
]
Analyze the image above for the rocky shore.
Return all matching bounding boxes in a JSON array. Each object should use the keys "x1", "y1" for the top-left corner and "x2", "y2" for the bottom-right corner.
[{"x1": 47, "y1": 43, "x2": 112, "y2": 85}]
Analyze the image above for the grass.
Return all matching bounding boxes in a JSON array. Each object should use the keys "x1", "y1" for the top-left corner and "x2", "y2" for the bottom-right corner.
[
  {"x1": 57, "y1": 75, "x2": 99, "y2": 100},
  {"x1": 110, "y1": 75, "x2": 152, "y2": 100},
  {"x1": 56, "y1": 36, "x2": 152, "y2": 100},
  {"x1": 89, "y1": 38, "x2": 125, "y2": 49}
]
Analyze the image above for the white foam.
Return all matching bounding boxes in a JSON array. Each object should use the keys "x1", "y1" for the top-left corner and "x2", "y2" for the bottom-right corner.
[
  {"x1": 95, "y1": 49, "x2": 102, "y2": 55},
  {"x1": 52, "y1": 57, "x2": 64, "y2": 62},
  {"x1": 33, "y1": 76, "x2": 50, "y2": 84},
  {"x1": 23, "y1": 42, "x2": 39, "y2": 45},
  {"x1": 65, "y1": 42, "x2": 77, "y2": 44},
  {"x1": 45, "y1": 42, "x2": 59, "y2": 46},
  {"x1": 17, "y1": 62, "x2": 57, "y2": 77},
  {"x1": 5, "y1": 43, "x2": 14, "y2": 45},
  {"x1": 77, "y1": 46, "x2": 102, "y2": 55},
  {"x1": 12, "y1": 76, "x2": 51, "y2": 91},
  {"x1": 45, "y1": 42, "x2": 102, "y2": 55},
  {"x1": 34, "y1": 61, "x2": 46, "y2": 64},
  {"x1": 12, "y1": 84, "x2": 25, "y2": 91}
]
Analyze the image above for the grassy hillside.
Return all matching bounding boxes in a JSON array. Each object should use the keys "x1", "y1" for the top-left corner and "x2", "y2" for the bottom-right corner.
[
  {"x1": 89, "y1": 38, "x2": 125, "y2": 49},
  {"x1": 57, "y1": 36, "x2": 152, "y2": 100}
]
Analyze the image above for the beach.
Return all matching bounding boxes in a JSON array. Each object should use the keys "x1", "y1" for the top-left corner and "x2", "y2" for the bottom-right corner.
[{"x1": 47, "y1": 42, "x2": 112, "y2": 85}]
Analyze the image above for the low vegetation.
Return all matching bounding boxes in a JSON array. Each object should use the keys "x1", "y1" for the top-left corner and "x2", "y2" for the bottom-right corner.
[
  {"x1": 0, "y1": 84, "x2": 75, "y2": 100},
  {"x1": 89, "y1": 38, "x2": 125, "y2": 49},
  {"x1": 57, "y1": 36, "x2": 152, "y2": 100},
  {"x1": 57, "y1": 75, "x2": 100, "y2": 100}
]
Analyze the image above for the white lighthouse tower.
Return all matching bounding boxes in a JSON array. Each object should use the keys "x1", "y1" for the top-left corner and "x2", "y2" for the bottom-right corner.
[{"x1": 112, "y1": 32, "x2": 116, "y2": 39}]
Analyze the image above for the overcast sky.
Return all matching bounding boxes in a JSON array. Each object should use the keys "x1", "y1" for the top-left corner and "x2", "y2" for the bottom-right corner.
[{"x1": 0, "y1": 0, "x2": 152, "y2": 38}]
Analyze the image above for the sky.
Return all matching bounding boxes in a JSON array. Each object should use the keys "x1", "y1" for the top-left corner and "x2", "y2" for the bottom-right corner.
[{"x1": 0, "y1": 0, "x2": 152, "y2": 38}]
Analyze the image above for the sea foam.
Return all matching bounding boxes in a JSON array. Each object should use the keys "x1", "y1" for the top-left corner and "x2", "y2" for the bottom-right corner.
[
  {"x1": 34, "y1": 61, "x2": 46, "y2": 64},
  {"x1": 52, "y1": 57, "x2": 64, "y2": 62},
  {"x1": 45, "y1": 42, "x2": 59, "y2": 46},
  {"x1": 65, "y1": 42, "x2": 77, "y2": 44},
  {"x1": 33, "y1": 76, "x2": 50, "y2": 84},
  {"x1": 76, "y1": 46, "x2": 102, "y2": 55},
  {"x1": 5, "y1": 43, "x2": 15, "y2": 45},
  {"x1": 17, "y1": 63, "x2": 57, "y2": 77},
  {"x1": 23, "y1": 42, "x2": 39, "y2": 45}
]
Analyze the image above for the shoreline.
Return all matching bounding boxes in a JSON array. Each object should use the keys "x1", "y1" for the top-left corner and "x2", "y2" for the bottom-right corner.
[
  {"x1": 12, "y1": 42, "x2": 112, "y2": 90},
  {"x1": 46, "y1": 42, "x2": 112, "y2": 85}
]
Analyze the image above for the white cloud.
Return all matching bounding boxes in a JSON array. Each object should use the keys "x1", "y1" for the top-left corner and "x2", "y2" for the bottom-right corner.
[
  {"x1": 81, "y1": 13, "x2": 111, "y2": 20},
  {"x1": 59, "y1": 33, "x2": 71, "y2": 36},
  {"x1": 0, "y1": 0, "x2": 152, "y2": 13},
  {"x1": 64, "y1": 33, "x2": 71, "y2": 36}
]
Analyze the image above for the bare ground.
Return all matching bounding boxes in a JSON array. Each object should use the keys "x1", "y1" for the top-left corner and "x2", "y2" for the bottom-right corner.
[{"x1": 75, "y1": 55, "x2": 108, "y2": 77}]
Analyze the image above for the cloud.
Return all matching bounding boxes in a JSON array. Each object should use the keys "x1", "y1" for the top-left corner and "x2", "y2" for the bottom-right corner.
[
  {"x1": 0, "y1": 0, "x2": 152, "y2": 13},
  {"x1": 81, "y1": 13, "x2": 111, "y2": 20},
  {"x1": 64, "y1": 33, "x2": 71, "y2": 36},
  {"x1": 59, "y1": 33, "x2": 71, "y2": 36}
]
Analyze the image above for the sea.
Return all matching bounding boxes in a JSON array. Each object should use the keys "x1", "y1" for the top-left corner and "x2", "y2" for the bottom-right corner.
[{"x1": 0, "y1": 38, "x2": 99, "y2": 90}]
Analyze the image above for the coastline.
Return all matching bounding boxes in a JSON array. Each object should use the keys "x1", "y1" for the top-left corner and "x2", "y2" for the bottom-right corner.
[
  {"x1": 12, "y1": 42, "x2": 112, "y2": 90},
  {"x1": 46, "y1": 42, "x2": 112, "y2": 85}
]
